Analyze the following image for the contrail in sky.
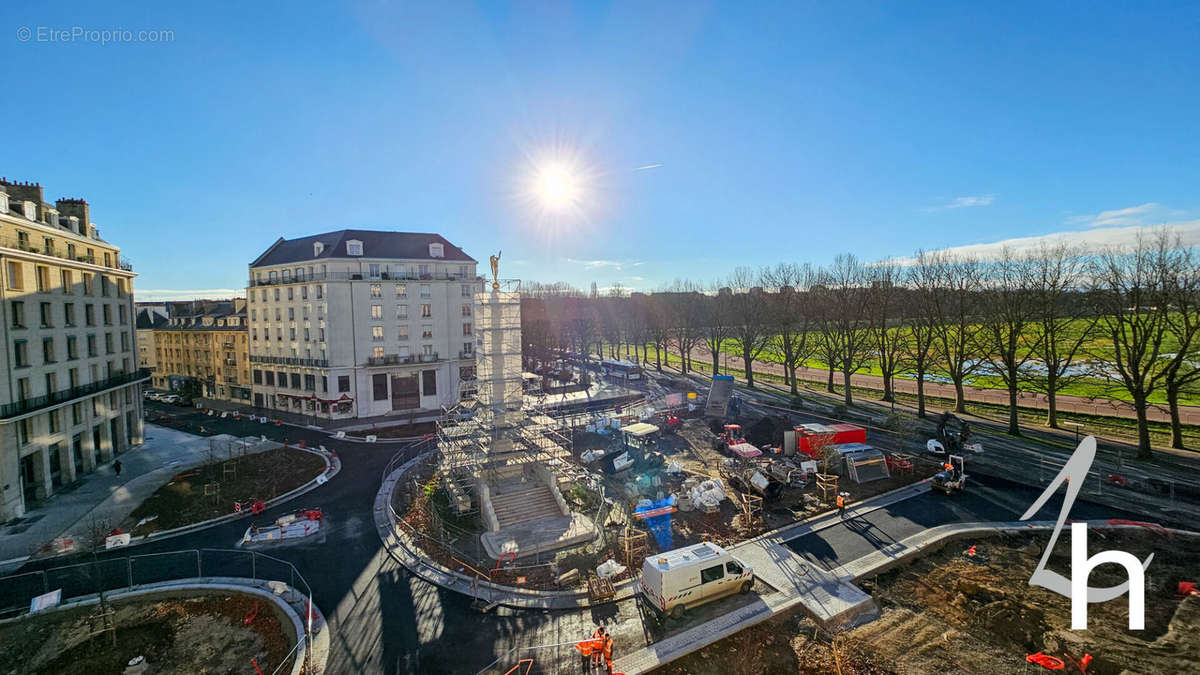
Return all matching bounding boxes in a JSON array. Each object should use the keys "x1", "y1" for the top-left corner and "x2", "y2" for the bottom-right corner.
[{"x1": 632, "y1": 163, "x2": 663, "y2": 171}]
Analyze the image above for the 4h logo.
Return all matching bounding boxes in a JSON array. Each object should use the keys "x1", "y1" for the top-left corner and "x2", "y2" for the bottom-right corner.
[{"x1": 1019, "y1": 436, "x2": 1151, "y2": 630}]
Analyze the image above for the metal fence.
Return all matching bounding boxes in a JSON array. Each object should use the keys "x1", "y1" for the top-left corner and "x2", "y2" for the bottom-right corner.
[{"x1": 0, "y1": 548, "x2": 314, "y2": 675}]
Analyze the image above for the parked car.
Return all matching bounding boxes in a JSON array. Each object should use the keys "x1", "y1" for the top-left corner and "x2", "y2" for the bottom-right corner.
[
  {"x1": 143, "y1": 389, "x2": 158, "y2": 399},
  {"x1": 160, "y1": 394, "x2": 182, "y2": 405}
]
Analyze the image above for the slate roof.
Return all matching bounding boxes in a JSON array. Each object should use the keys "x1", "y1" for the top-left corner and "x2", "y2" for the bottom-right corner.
[{"x1": 249, "y1": 229, "x2": 475, "y2": 268}]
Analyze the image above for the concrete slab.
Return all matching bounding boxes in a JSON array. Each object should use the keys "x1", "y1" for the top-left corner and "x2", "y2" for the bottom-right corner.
[{"x1": 481, "y1": 512, "x2": 597, "y2": 560}]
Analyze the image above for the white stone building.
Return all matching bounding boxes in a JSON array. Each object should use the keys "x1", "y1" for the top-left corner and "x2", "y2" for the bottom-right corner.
[
  {"x1": 246, "y1": 230, "x2": 477, "y2": 421},
  {"x1": 0, "y1": 180, "x2": 145, "y2": 522}
]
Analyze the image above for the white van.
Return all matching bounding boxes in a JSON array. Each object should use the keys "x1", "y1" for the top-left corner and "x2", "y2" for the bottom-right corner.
[{"x1": 639, "y1": 542, "x2": 754, "y2": 619}]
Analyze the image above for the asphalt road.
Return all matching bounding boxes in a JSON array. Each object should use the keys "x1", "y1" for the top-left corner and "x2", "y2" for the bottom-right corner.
[{"x1": 5, "y1": 397, "x2": 1183, "y2": 675}]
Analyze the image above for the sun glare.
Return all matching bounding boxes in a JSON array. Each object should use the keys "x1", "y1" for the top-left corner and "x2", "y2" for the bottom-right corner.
[{"x1": 534, "y1": 163, "x2": 580, "y2": 210}]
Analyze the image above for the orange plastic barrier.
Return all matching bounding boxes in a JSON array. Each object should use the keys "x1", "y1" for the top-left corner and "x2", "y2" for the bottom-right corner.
[{"x1": 1026, "y1": 652, "x2": 1065, "y2": 670}]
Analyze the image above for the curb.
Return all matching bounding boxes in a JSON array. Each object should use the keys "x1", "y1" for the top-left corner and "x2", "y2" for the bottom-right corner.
[
  {"x1": 0, "y1": 577, "x2": 328, "y2": 675},
  {"x1": 373, "y1": 451, "x2": 933, "y2": 610},
  {"x1": 27, "y1": 445, "x2": 341, "y2": 565}
]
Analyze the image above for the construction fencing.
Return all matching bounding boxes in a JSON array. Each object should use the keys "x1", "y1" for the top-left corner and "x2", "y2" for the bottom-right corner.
[{"x1": 0, "y1": 549, "x2": 315, "y2": 675}]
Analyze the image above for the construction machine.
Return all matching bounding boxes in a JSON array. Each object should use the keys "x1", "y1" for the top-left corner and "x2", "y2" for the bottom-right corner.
[
  {"x1": 712, "y1": 424, "x2": 746, "y2": 455},
  {"x1": 927, "y1": 412, "x2": 981, "y2": 454},
  {"x1": 931, "y1": 455, "x2": 967, "y2": 494},
  {"x1": 720, "y1": 458, "x2": 785, "y2": 500}
]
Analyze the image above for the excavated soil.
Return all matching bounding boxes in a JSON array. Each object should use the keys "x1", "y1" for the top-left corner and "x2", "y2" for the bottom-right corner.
[
  {"x1": 657, "y1": 530, "x2": 1200, "y2": 674},
  {"x1": 0, "y1": 592, "x2": 292, "y2": 675}
]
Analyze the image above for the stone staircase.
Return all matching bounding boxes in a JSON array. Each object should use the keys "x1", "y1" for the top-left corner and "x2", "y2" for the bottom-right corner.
[{"x1": 489, "y1": 482, "x2": 563, "y2": 528}]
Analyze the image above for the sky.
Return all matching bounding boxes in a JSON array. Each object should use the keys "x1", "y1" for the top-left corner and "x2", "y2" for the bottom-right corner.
[{"x1": 2, "y1": 2, "x2": 1199, "y2": 299}]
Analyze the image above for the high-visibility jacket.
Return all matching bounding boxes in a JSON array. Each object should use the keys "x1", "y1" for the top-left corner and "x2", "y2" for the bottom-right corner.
[
  {"x1": 602, "y1": 637, "x2": 613, "y2": 661},
  {"x1": 575, "y1": 638, "x2": 604, "y2": 656},
  {"x1": 836, "y1": 495, "x2": 845, "y2": 508}
]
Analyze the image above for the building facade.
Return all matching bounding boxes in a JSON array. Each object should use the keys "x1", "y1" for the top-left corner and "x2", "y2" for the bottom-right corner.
[
  {"x1": 151, "y1": 299, "x2": 251, "y2": 402},
  {"x1": 0, "y1": 179, "x2": 146, "y2": 522},
  {"x1": 246, "y1": 230, "x2": 476, "y2": 421},
  {"x1": 135, "y1": 304, "x2": 167, "y2": 377}
]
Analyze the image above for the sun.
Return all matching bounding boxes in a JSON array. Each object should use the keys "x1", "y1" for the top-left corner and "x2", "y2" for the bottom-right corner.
[{"x1": 534, "y1": 163, "x2": 580, "y2": 210}]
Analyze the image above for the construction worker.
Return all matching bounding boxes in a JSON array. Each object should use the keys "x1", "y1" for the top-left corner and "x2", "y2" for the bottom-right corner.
[
  {"x1": 602, "y1": 632, "x2": 614, "y2": 674},
  {"x1": 836, "y1": 493, "x2": 846, "y2": 518},
  {"x1": 576, "y1": 628, "x2": 606, "y2": 671}
]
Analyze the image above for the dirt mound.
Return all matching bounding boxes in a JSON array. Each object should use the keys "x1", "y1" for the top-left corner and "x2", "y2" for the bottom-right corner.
[{"x1": 746, "y1": 415, "x2": 791, "y2": 448}]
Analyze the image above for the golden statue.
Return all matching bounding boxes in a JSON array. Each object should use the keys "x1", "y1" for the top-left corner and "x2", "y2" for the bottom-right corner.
[{"x1": 490, "y1": 250, "x2": 501, "y2": 290}]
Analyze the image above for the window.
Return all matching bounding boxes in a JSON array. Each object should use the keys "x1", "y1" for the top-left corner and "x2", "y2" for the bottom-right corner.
[
  {"x1": 72, "y1": 403, "x2": 81, "y2": 425},
  {"x1": 372, "y1": 326, "x2": 384, "y2": 341},
  {"x1": 422, "y1": 324, "x2": 433, "y2": 340},
  {"x1": 14, "y1": 340, "x2": 29, "y2": 367},
  {"x1": 462, "y1": 304, "x2": 472, "y2": 316},
  {"x1": 282, "y1": 269, "x2": 291, "y2": 283},
  {"x1": 458, "y1": 265, "x2": 470, "y2": 278},
  {"x1": 372, "y1": 373, "x2": 388, "y2": 400},
  {"x1": 85, "y1": 304, "x2": 95, "y2": 326},
  {"x1": 100, "y1": 275, "x2": 111, "y2": 297},
  {"x1": 67, "y1": 335, "x2": 78, "y2": 360},
  {"x1": 10, "y1": 301, "x2": 24, "y2": 328},
  {"x1": 370, "y1": 305, "x2": 383, "y2": 320},
  {"x1": 304, "y1": 327, "x2": 310, "y2": 341},
  {"x1": 338, "y1": 375, "x2": 350, "y2": 392},
  {"x1": 370, "y1": 283, "x2": 381, "y2": 297},
  {"x1": 64, "y1": 303, "x2": 75, "y2": 326},
  {"x1": 265, "y1": 371, "x2": 275, "y2": 386},
  {"x1": 395, "y1": 283, "x2": 407, "y2": 297},
  {"x1": 462, "y1": 284, "x2": 472, "y2": 298},
  {"x1": 463, "y1": 322, "x2": 472, "y2": 336},
  {"x1": 295, "y1": 267, "x2": 304, "y2": 281},
  {"x1": 700, "y1": 565, "x2": 724, "y2": 584},
  {"x1": 289, "y1": 327, "x2": 296, "y2": 340},
  {"x1": 36, "y1": 265, "x2": 50, "y2": 292},
  {"x1": 372, "y1": 346, "x2": 384, "y2": 358},
  {"x1": 398, "y1": 325, "x2": 409, "y2": 340},
  {"x1": 48, "y1": 409, "x2": 59, "y2": 433},
  {"x1": 121, "y1": 333, "x2": 129, "y2": 352},
  {"x1": 290, "y1": 373, "x2": 301, "y2": 389},
  {"x1": 82, "y1": 272, "x2": 93, "y2": 295},
  {"x1": 369, "y1": 264, "x2": 381, "y2": 279},
  {"x1": 40, "y1": 302, "x2": 53, "y2": 328},
  {"x1": 429, "y1": 243, "x2": 444, "y2": 258},
  {"x1": 421, "y1": 304, "x2": 431, "y2": 318},
  {"x1": 5, "y1": 261, "x2": 23, "y2": 290},
  {"x1": 318, "y1": 327, "x2": 325, "y2": 341},
  {"x1": 304, "y1": 374, "x2": 316, "y2": 391},
  {"x1": 277, "y1": 371, "x2": 287, "y2": 385},
  {"x1": 18, "y1": 418, "x2": 30, "y2": 444},
  {"x1": 422, "y1": 344, "x2": 433, "y2": 356},
  {"x1": 87, "y1": 334, "x2": 97, "y2": 357},
  {"x1": 301, "y1": 286, "x2": 308, "y2": 300},
  {"x1": 287, "y1": 286, "x2": 294, "y2": 300},
  {"x1": 463, "y1": 342, "x2": 473, "y2": 356},
  {"x1": 274, "y1": 288, "x2": 280, "y2": 301},
  {"x1": 422, "y1": 369, "x2": 437, "y2": 396},
  {"x1": 726, "y1": 561, "x2": 744, "y2": 575},
  {"x1": 420, "y1": 284, "x2": 431, "y2": 298},
  {"x1": 275, "y1": 308, "x2": 282, "y2": 321},
  {"x1": 253, "y1": 369, "x2": 263, "y2": 384},
  {"x1": 288, "y1": 307, "x2": 295, "y2": 321},
  {"x1": 419, "y1": 264, "x2": 430, "y2": 278},
  {"x1": 60, "y1": 269, "x2": 73, "y2": 293},
  {"x1": 346, "y1": 240, "x2": 363, "y2": 256},
  {"x1": 398, "y1": 345, "x2": 410, "y2": 358},
  {"x1": 105, "y1": 333, "x2": 114, "y2": 354},
  {"x1": 396, "y1": 304, "x2": 408, "y2": 320},
  {"x1": 316, "y1": 285, "x2": 323, "y2": 299},
  {"x1": 103, "y1": 304, "x2": 112, "y2": 325}
]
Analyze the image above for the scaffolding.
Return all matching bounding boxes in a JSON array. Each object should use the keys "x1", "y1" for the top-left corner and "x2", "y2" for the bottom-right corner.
[{"x1": 438, "y1": 281, "x2": 572, "y2": 514}]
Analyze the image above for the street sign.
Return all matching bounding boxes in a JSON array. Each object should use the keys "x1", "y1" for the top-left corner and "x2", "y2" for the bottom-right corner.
[{"x1": 30, "y1": 589, "x2": 62, "y2": 613}]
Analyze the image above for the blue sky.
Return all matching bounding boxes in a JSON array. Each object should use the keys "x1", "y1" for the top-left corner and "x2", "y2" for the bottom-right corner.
[{"x1": 3, "y1": 2, "x2": 1199, "y2": 299}]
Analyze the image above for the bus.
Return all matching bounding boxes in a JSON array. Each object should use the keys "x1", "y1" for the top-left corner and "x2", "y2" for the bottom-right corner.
[{"x1": 601, "y1": 359, "x2": 643, "y2": 382}]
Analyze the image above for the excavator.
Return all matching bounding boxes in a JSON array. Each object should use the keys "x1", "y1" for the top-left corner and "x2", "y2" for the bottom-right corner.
[{"x1": 926, "y1": 412, "x2": 981, "y2": 455}]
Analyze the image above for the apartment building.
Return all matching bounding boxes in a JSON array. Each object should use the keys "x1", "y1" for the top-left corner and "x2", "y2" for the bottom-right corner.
[
  {"x1": 151, "y1": 299, "x2": 251, "y2": 402},
  {"x1": 247, "y1": 230, "x2": 477, "y2": 421},
  {"x1": 0, "y1": 179, "x2": 145, "y2": 522},
  {"x1": 135, "y1": 304, "x2": 167, "y2": 375}
]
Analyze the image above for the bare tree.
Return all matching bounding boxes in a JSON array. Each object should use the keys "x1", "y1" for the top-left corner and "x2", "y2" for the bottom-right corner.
[
  {"x1": 825, "y1": 255, "x2": 874, "y2": 406},
  {"x1": 699, "y1": 285, "x2": 733, "y2": 375},
  {"x1": 975, "y1": 249, "x2": 1042, "y2": 435},
  {"x1": 903, "y1": 255, "x2": 941, "y2": 418},
  {"x1": 928, "y1": 253, "x2": 984, "y2": 413},
  {"x1": 867, "y1": 261, "x2": 907, "y2": 404},
  {"x1": 1161, "y1": 244, "x2": 1200, "y2": 448},
  {"x1": 641, "y1": 294, "x2": 671, "y2": 371},
  {"x1": 663, "y1": 281, "x2": 704, "y2": 374},
  {"x1": 1089, "y1": 230, "x2": 1179, "y2": 458},
  {"x1": 1027, "y1": 243, "x2": 1098, "y2": 429},
  {"x1": 764, "y1": 263, "x2": 816, "y2": 396},
  {"x1": 725, "y1": 267, "x2": 773, "y2": 388}
]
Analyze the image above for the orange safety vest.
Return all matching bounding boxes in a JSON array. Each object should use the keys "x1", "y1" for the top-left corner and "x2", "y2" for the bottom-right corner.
[
  {"x1": 836, "y1": 495, "x2": 845, "y2": 508},
  {"x1": 603, "y1": 637, "x2": 613, "y2": 661},
  {"x1": 575, "y1": 638, "x2": 604, "y2": 656}
]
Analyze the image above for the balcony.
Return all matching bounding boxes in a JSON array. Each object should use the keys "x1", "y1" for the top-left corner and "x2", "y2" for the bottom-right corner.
[
  {"x1": 248, "y1": 271, "x2": 476, "y2": 287},
  {"x1": 459, "y1": 350, "x2": 475, "y2": 359},
  {"x1": 365, "y1": 354, "x2": 415, "y2": 367},
  {"x1": 249, "y1": 355, "x2": 329, "y2": 368},
  {"x1": 0, "y1": 368, "x2": 151, "y2": 419},
  {"x1": 0, "y1": 232, "x2": 128, "y2": 271}
]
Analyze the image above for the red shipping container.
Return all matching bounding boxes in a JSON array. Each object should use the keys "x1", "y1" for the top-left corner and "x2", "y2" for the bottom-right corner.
[{"x1": 794, "y1": 423, "x2": 866, "y2": 458}]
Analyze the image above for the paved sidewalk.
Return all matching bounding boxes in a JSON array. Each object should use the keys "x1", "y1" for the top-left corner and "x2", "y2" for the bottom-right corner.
[{"x1": 0, "y1": 424, "x2": 270, "y2": 570}]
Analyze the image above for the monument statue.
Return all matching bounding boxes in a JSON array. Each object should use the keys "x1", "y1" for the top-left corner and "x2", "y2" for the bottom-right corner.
[{"x1": 490, "y1": 250, "x2": 501, "y2": 290}]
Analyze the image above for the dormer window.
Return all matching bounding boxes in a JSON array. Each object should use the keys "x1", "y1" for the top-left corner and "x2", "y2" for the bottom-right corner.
[
  {"x1": 23, "y1": 201, "x2": 37, "y2": 220},
  {"x1": 0, "y1": 192, "x2": 8, "y2": 213},
  {"x1": 346, "y1": 240, "x2": 363, "y2": 256},
  {"x1": 429, "y1": 242, "x2": 444, "y2": 258},
  {"x1": 48, "y1": 211, "x2": 59, "y2": 227},
  {"x1": 314, "y1": 242, "x2": 325, "y2": 256}
]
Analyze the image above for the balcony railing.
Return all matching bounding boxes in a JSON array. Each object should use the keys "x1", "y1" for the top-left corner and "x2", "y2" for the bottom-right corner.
[
  {"x1": 0, "y1": 368, "x2": 151, "y2": 419},
  {"x1": 459, "y1": 351, "x2": 475, "y2": 359},
  {"x1": 0, "y1": 232, "x2": 128, "y2": 271},
  {"x1": 249, "y1": 355, "x2": 329, "y2": 368},
  {"x1": 248, "y1": 271, "x2": 475, "y2": 287},
  {"x1": 365, "y1": 354, "x2": 415, "y2": 366}
]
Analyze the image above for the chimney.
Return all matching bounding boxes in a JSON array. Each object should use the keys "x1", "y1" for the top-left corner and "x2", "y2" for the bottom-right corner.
[
  {"x1": 56, "y1": 198, "x2": 90, "y2": 235},
  {"x1": 0, "y1": 180, "x2": 45, "y2": 213}
]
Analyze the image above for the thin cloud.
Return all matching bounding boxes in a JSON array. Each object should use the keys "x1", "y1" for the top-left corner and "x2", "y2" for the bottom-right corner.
[
  {"x1": 135, "y1": 288, "x2": 243, "y2": 301},
  {"x1": 1066, "y1": 202, "x2": 1161, "y2": 228},
  {"x1": 563, "y1": 258, "x2": 643, "y2": 271},
  {"x1": 892, "y1": 221, "x2": 1200, "y2": 264},
  {"x1": 632, "y1": 163, "x2": 663, "y2": 171},
  {"x1": 922, "y1": 194, "x2": 995, "y2": 212}
]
